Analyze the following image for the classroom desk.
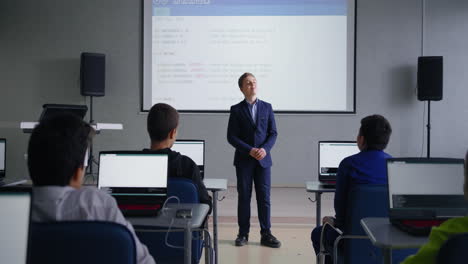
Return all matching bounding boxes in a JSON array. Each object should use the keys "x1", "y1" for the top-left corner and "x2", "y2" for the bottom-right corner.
[
  {"x1": 204, "y1": 178, "x2": 227, "y2": 264},
  {"x1": 128, "y1": 203, "x2": 210, "y2": 264},
  {"x1": 360, "y1": 217, "x2": 428, "y2": 264},
  {"x1": 305, "y1": 181, "x2": 336, "y2": 227}
]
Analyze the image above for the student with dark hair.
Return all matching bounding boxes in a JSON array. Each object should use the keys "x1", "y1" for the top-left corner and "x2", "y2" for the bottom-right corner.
[
  {"x1": 144, "y1": 103, "x2": 212, "y2": 211},
  {"x1": 29, "y1": 114, "x2": 155, "y2": 264},
  {"x1": 401, "y1": 151, "x2": 468, "y2": 264},
  {"x1": 311, "y1": 114, "x2": 393, "y2": 263}
]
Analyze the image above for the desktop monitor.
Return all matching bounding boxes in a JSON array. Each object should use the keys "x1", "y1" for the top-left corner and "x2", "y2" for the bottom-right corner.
[
  {"x1": 0, "y1": 188, "x2": 32, "y2": 264},
  {"x1": 0, "y1": 138, "x2": 5, "y2": 178},
  {"x1": 172, "y1": 140, "x2": 205, "y2": 179},
  {"x1": 39, "y1": 104, "x2": 88, "y2": 121},
  {"x1": 387, "y1": 158, "x2": 467, "y2": 216},
  {"x1": 98, "y1": 151, "x2": 168, "y2": 197},
  {"x1": 318, "y1": 141, "x2": 359, "y2": 184}
]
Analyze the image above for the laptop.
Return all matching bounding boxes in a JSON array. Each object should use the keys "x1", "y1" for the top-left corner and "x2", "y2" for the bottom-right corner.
[
  {"x1": 98, "y1": 151, "x2": 169, "y2": 216},
  {"x1": 0, "y1": 139, "x2": 27, "y2": 187},
  {"x1": 172, "y1": 139, "x2": 205, "y2": 179},
  {"x1": 387, "y1": 158, "x2": 468, "y2": 235},
  {"x1": 0, "y1": 188, "x2": 32, "y2": 264},
  {"x1": 318, "y1": 141, "x2": 359, "y2": 186},
  {"x1": 39, "y1": 104, "x2": 88, "y2": 121}
]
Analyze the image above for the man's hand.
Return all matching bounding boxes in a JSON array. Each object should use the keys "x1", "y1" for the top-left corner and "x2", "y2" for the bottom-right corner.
[
  {"x1": 257, "y1": 148, "x2": 267, "y2": 160},
  {"x1": 250, "y1": 148, "x2": 267, "y2": 161},
  {"x1": 249, "y1": 148, "x2": 261, "y2": 160},
  {"x1": 322, "y1": 216, "x2": 335, "y2": 227}
]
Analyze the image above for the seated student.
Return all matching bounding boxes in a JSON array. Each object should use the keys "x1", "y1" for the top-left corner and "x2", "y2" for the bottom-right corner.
[
  {"x1": 401, "y1": 151, "x2": 468, "y2": 264},
  {"x1": 144, "y1": 103, "x2": 212, "y2": 211},
  {"x1": 311, "y1": 114, "x2": 392, "y2": 263},
  {"x1": 29, "y1": 114, "x2": 155, "y2": 264}
]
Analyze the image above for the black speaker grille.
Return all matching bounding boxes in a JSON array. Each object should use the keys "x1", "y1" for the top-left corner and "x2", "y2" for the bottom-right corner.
[
  {"x1": 417, "y1": 56, "x2": 443, "y2": 101},
  {"x1": 80, "y1": 52, "x2": 105, "y2": 97}
]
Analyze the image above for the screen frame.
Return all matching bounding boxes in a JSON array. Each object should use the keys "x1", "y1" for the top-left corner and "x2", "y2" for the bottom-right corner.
[
  {"x1": 172, "y1": 139, "x2": 205, "y2": 179},
  {"x1": 97, "y1": 151, "x2": 169, "y2": 189},
  {"x1": 173, "y1": 139, "x2": 205, "y2": 166},
  {"x1": 318, "y1": 140, "x2": 358, "y2": 181},
  {"x1": 141, "y1": 0, "x2": 357, "y2": 114},
  {"x1": 386, "y1": 157, "x2": 465, "y2": 209}
]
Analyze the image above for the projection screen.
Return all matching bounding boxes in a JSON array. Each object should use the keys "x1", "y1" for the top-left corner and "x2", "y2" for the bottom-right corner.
[{"x1": 142, "y1": 0, "x2": 356, "y2": 113}]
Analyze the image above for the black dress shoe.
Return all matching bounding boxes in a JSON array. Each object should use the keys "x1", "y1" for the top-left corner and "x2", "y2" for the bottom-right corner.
[
  {"x1": 261, "y1": 233, "x2": 281, "y2": 248},
  {"x1": 235, "y1": 234, "x2": 248, "y2": 246}
]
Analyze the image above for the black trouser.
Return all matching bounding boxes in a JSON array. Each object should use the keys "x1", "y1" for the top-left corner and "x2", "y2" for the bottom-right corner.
[{"x1": 236, "y1": 163, "x2": 271, "y2": 235}]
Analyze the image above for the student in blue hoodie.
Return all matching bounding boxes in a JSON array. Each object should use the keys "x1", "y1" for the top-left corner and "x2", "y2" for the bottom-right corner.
[{"x1": 311, "y1": 115, "x2": 393, "y2": 263}]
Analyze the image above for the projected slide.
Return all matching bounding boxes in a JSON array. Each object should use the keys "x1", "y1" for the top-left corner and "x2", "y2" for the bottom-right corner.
[{"x1": 143, "y1": 0, "x2": 355, "y2": 112}]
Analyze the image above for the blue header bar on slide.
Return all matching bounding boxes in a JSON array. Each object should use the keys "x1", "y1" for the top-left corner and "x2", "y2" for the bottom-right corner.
[{"x1": 153, "y1": 0, "x2": 347, "y2": 16}]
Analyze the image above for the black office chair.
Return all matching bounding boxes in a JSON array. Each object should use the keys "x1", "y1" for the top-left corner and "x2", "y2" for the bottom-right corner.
[
  {"x1": 437, "y1": 233, "x2": 468, "y2": 264},
  {"x1": 30, "y1": 221, "x2": 136, "y2": 264}
]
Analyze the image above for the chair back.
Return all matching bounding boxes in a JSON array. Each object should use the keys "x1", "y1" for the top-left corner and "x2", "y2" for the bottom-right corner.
[
  {"x1": 344, "y1": 184, "x2": 389, "y2": 234},
  {"x1": 136, "y1": 177, "x2": 203, "y2": 264},
  {"x1": 168, "y1": 177, "x2": 200, "y2": 203},
  {"x1": 30, "y1": 221, "x2": 136, "y2": 264},
  {"x1": 341, "y1": 184, "x2": 388, "y2": 264},
  {"x1": 342, "y1": 184, "x2": 416, "y2": 264},
  {"x1": 437, "y1": 233, "x2": 468, "y2": 264}
]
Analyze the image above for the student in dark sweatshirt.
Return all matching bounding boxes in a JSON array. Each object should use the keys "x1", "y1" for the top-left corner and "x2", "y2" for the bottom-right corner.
[{"x1": 143, "y1": 103, "x2": 212, "y2": 212}]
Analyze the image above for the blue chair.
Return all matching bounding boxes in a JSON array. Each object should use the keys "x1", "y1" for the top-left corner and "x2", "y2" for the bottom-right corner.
[
  {"x1": 320, "y1": 184, "x2": 416, "y2": 264},
  {"x1": 135, "y1": 177, "x2": 210, "y2": 264},
  {"x1": 437, "y1": 233, "x2": 468, "y2": 264},
  {"x1": 30, "y1": 221, "x2": 136, "y2": 264}
]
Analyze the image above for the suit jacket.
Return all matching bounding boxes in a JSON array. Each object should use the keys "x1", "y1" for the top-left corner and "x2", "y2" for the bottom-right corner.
[{"x1": 227, "y1": 99, "x2": 278, "y2": 168}]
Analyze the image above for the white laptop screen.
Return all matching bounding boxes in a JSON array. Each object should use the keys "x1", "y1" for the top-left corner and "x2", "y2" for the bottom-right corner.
[
  {"x1": 0, "y1": 191, "x2": 31, "y2": 264},
  {"x1": 0, "y1": 139, "x2": 5, "y2": 173},
  {"x1": 98, "y1": 153, "x2": 168, "y2": 189},
  {"x1": 387, "y1": 159, "x2": 465, "y2": 209},
  {"x1": 319, "y1": 141, "x2": 359, "y2": 176},
  {"x1": 172, "y1": 140, "x2": 205, "y2": 166}
]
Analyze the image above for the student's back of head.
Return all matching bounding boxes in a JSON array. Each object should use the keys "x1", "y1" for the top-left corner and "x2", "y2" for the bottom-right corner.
[
  {"x1": 147, "y1": 103, "x2": 179, "y2": 143},
  {"x1": 28, "y1": 114, "x2": 94, "y2": 186},
  {"x1": 359, "y1": 115, "x2": 392, "y2": 151}
]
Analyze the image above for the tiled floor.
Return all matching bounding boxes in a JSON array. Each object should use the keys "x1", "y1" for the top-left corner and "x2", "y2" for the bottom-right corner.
[{"x1": 200, "y1": 187, "x2": 335, "y2": 264}]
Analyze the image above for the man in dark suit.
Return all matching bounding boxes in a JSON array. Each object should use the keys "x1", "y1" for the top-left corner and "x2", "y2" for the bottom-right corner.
[{"x1": 227, "y1": 72, "x2": 281, "y2": 248}]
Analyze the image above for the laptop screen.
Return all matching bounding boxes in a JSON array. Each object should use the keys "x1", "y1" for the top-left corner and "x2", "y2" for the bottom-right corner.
[
  {"x1": 0, "y1": 189, "x2": 31, "y2": 264},
  {"x1": 387, "y1": 158, "x2": 466, "y2": 211},
  {"x1": 98, "y1": 152, "x2": 168, "y2": 196},
  {"x1": 0, "y1": 139, "x2": 5, "y2": 177},
  {"x1": 319, "y1": 141, "x2": 359, "y2": 179},
  {"x1": 172, "y1": 140, "x2": 205, "y2": 178},
  {"x1": 172, "y1": 140, "x2": 204, "y2": 166}
]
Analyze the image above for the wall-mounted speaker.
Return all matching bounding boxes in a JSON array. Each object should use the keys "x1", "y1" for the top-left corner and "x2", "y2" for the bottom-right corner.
[
  {"x1": 80, "y1": 52, "x2": 105, "y2": 97},
  {"x1": 417, "y1": 56, "x2": 443, "y2": 101}
]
